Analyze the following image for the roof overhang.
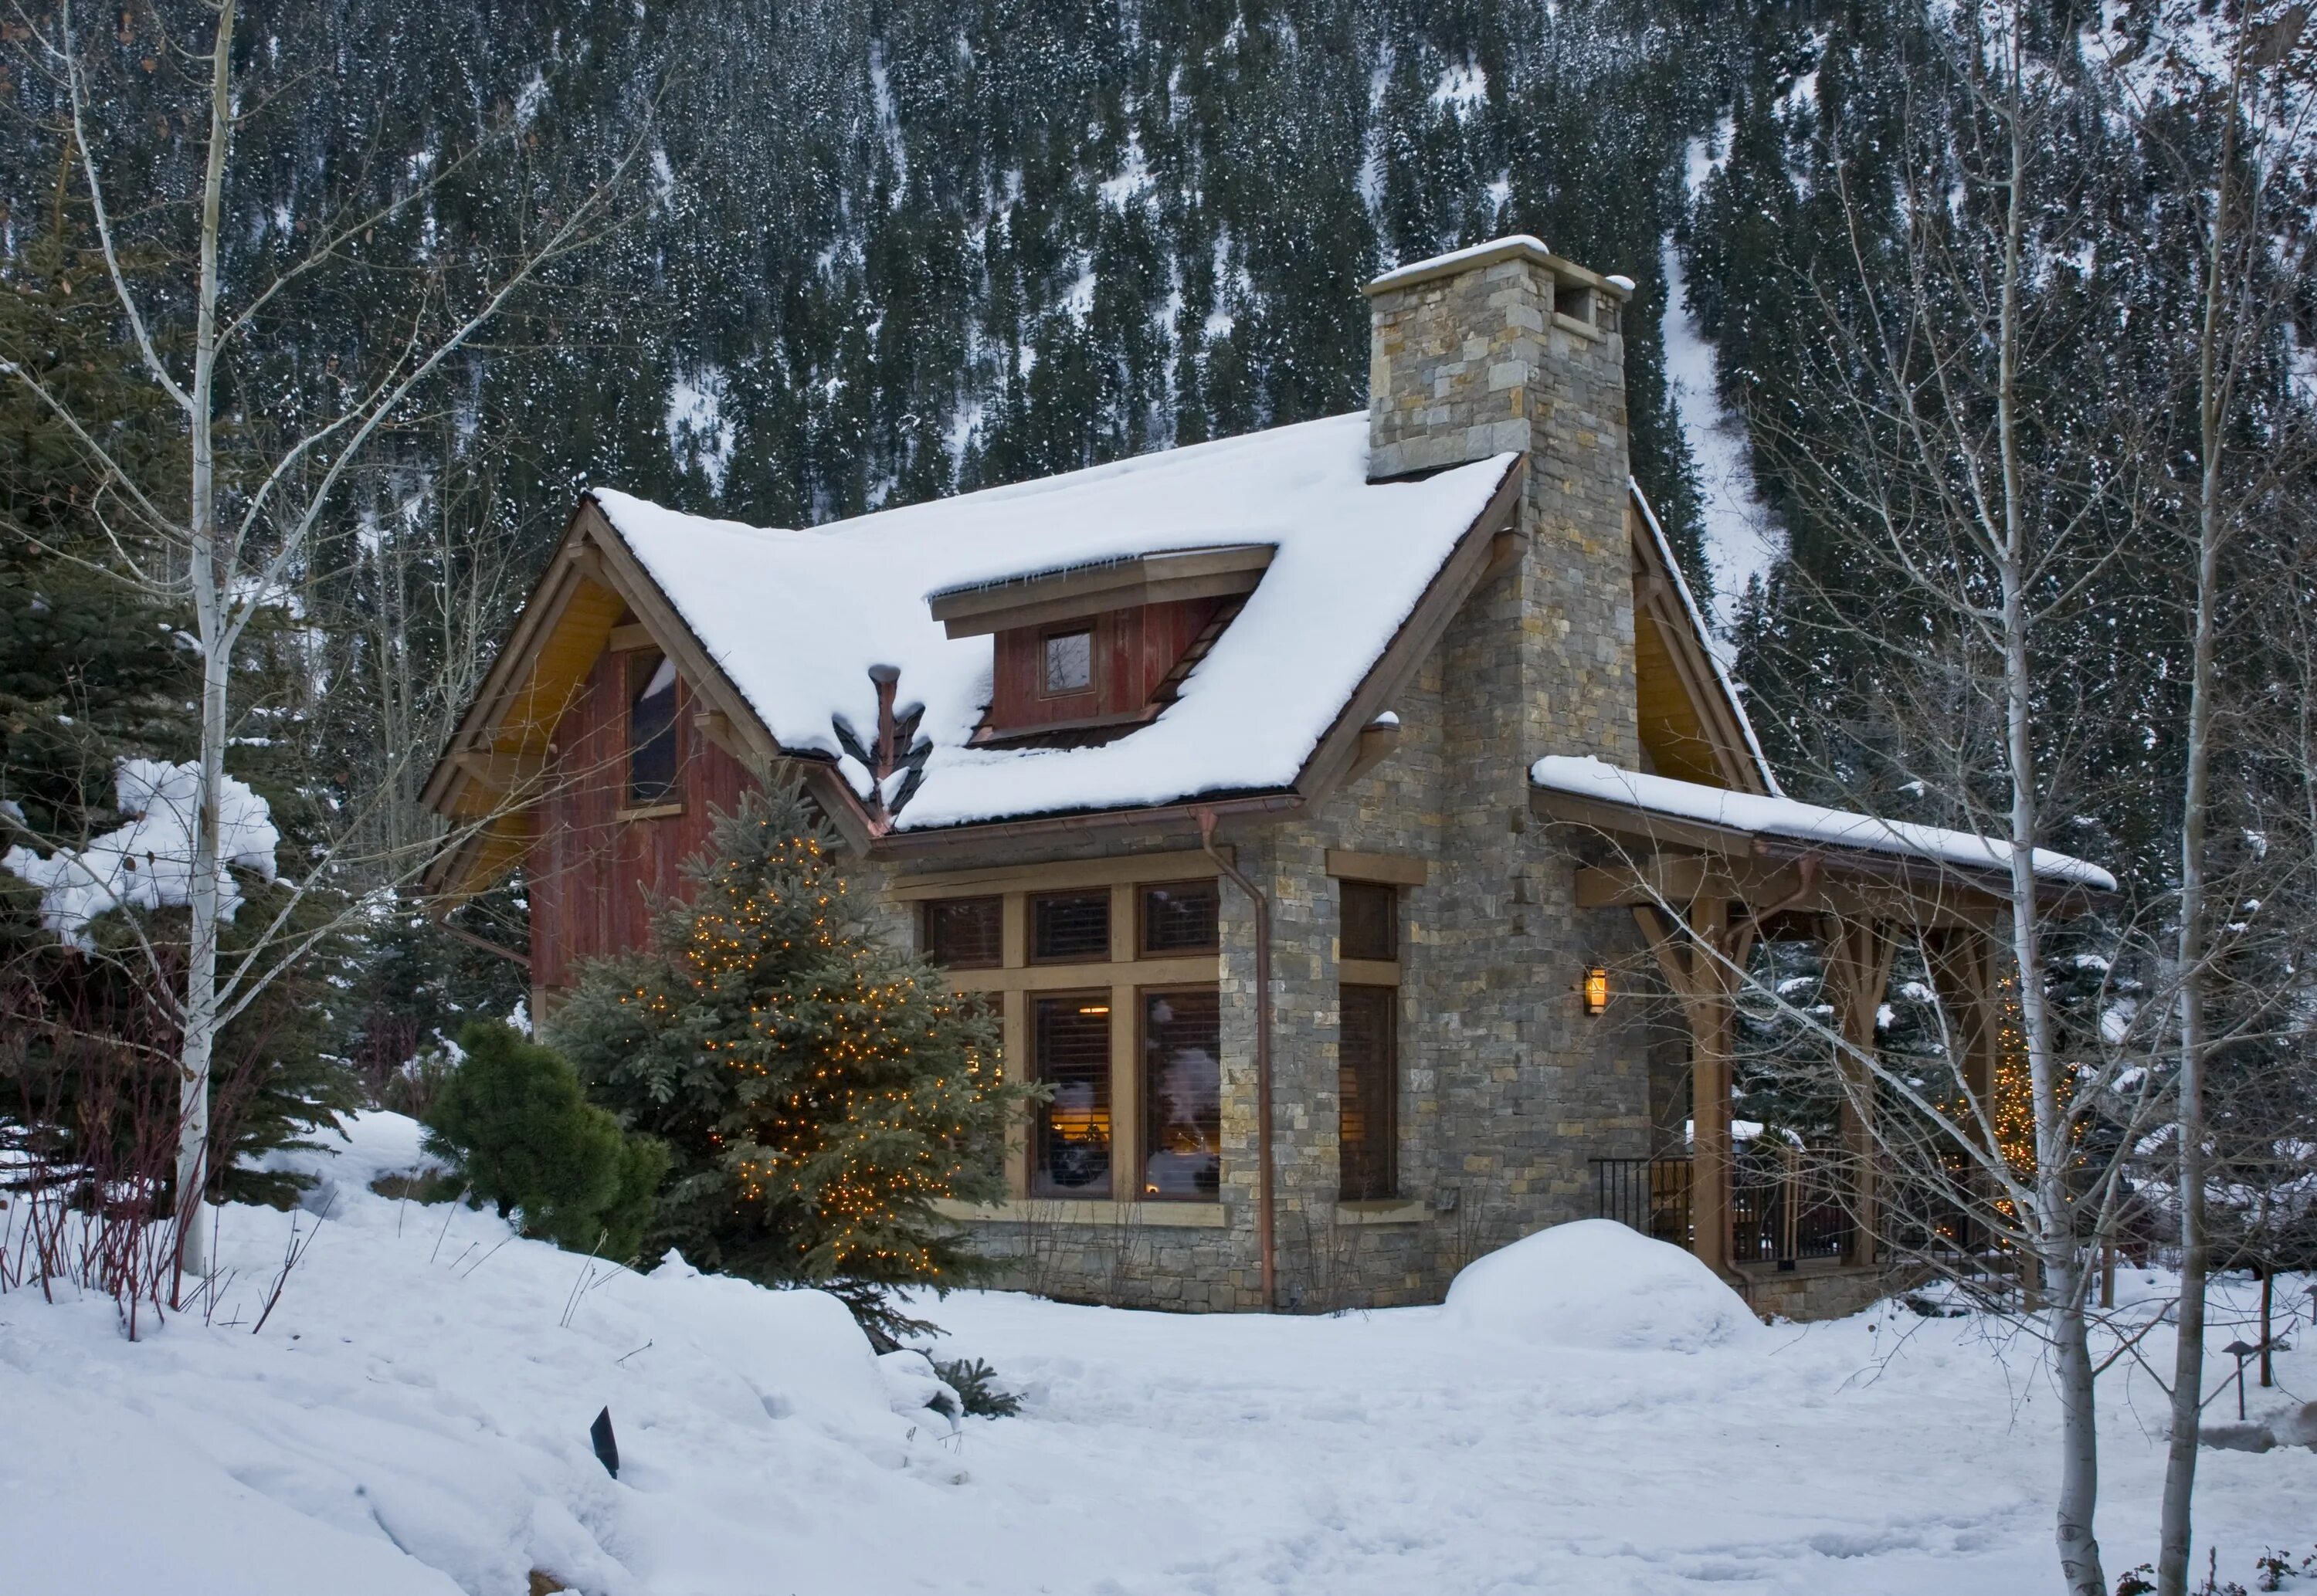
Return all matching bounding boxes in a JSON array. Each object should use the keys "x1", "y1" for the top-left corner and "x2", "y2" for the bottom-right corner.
[
  {"x1": 928, "y1": 544, "x2": 1275, "y2": 639},
  {"x1": 416, "y1": 496, "x2": 882, "y2": 901},
  {"x1": 1531, "y1": 756, "x2": 2114, "y2": 924}
]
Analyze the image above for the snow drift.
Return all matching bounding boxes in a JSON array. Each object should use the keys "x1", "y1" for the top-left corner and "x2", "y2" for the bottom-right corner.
[
  {"x1": 1443, "y1": 1218, "x2": 1763, "y2": 1353},
  {"x1": 0, "y1": 1113, "x2": 974, "y2": 1596}
]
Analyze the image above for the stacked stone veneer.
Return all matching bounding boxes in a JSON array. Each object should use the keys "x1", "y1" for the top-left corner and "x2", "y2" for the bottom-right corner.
[{"x1": 924, "y1": 239, "x2": 1659, "y2": 1311}]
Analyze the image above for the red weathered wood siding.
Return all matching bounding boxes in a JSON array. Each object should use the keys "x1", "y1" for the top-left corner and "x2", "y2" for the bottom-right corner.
[
  {"x1": 988, "y1": 597, "x2": 1220, "y2": 733},
  {"x1": 530, "y1": 646, "x2": 754, "y2": 993}
]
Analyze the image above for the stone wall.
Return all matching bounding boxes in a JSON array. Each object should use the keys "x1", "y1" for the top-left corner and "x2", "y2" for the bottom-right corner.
[{"x1": 930, "y1": 239, "x2": 1660, "y2": 1312}]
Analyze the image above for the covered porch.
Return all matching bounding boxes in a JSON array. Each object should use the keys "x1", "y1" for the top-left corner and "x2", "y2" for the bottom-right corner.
[{"x1": 1532, "y1": 756, "x2": 2114, "y2": 1306}]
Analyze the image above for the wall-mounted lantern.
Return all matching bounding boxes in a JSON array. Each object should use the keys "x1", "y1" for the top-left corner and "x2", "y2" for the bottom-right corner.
[{"x1": 1583, "y1": 965, "x2": 1610, "y2": 1016}]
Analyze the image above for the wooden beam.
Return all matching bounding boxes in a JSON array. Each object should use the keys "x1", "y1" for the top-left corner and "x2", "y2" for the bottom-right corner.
[
  {"x1": 1325, "y1": 848, "x2": 1427, "y2": 887},
  {"x1": 891, "y1": 846, "x2": 1227, "y2": 900},
  {"x1": 453, "y1": 750, "x2": 546, "y2": 794},
  {"x1": 1576, "y1": 856, "x2": 1712, "y2": 908},
  {"x1": 1631, "y1": 894, "x2": 1742, "y2": 1280},
  {"x1": 1821, "y1": 915, "x2": 1899, "y2": 1266}
]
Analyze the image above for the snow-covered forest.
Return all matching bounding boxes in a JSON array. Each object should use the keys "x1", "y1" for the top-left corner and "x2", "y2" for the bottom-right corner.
[{"x1": 3, "y1": 0, "x2": 2315, "y2": 1591}]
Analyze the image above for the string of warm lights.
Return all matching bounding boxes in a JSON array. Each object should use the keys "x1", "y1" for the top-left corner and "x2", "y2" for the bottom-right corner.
[{"x1": 604, "y1": 806, "x2": 1009, "y2": 1274}]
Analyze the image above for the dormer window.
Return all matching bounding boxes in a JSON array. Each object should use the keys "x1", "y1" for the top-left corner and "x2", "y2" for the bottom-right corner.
[
  {"x1": 1042, "y1": 627, "x2": 1094, "y2": 696},
  {"x1": 928, "y1": 544, "x2": 1274, "y2": 745}
]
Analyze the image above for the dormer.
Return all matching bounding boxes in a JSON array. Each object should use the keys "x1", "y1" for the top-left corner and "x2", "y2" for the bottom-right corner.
[{"x1": 930, "y1": 545, "x2": 1274, "y2": 746}]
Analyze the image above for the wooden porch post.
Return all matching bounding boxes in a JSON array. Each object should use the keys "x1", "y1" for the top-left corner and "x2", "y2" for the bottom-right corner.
[
  {"x1": 1822, "y1": 917, "x2": 1897, "y2": 1267},
  {"x1": 1925, "y1": 925, "x2": 1999, "y2": 1254},
  {"x1": 1636, "y1": 895, "x2": 1744, "y2": 1280}
]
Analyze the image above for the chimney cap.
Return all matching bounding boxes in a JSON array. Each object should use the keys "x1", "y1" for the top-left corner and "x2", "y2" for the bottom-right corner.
[{"x1": 1364, "y1": 234, "x2": 1631, "y2": 300}]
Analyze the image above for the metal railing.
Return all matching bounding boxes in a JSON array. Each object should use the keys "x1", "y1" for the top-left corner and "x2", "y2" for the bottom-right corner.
[
  {"x1": 1593, "y1": 1157, "x2": 1693, "y2": 1248},
  {"x1": 1594, "y1": 1152, "x2": 1856, "y2": 1269},
  {"x1": 1731, "y1": 1148, "x2": 1851, "y2": 1268}
]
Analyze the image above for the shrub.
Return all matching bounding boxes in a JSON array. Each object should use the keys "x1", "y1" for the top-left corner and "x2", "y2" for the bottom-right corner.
[
  {"x1": 931, "y1": 1355, "x2": 1023, "y2": 1418},
  {"x1": 422, "y1": 1022, "x2": 669, "y2": 1259}
]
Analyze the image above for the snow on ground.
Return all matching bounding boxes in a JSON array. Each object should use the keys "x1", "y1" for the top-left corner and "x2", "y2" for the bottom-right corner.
[{"x1": 5, "y1": 1112, "x2": 2314, "y2": 1595}]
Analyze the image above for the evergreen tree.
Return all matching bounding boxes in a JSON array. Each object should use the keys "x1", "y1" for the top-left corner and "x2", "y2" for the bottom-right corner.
[
  {"x1": 549, "y1": 784, "x2": 1028, "y2": 1340},
  {"x1": 424, "y1": 1022, "x2": 670, "y2": 1259}
]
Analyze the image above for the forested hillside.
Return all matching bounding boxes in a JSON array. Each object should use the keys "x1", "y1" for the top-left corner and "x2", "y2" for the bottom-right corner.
[{"x1": 1, "y1": 0, "x2": 2310, "y2": 1134}]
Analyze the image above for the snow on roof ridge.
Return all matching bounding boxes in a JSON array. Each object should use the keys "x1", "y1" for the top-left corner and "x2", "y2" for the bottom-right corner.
[
  {"x1": 1627, "y1": 478, "x2": 1783, "y2": 798},
  {"x1": 1529, "y1": 754, "x2": 2116, "y2": 892},
  {"x1": 831, "y1": 413, "x2": 1362, "y2": 535}
]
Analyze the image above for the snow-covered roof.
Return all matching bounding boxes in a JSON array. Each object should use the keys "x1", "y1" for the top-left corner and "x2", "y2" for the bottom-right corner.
[
  {"x1": 590, "y1": 415, "x2": 1516, "y2": 832},
  {"x1": 1530, "y1": 755, "x2": 2116, "y2": 893}
]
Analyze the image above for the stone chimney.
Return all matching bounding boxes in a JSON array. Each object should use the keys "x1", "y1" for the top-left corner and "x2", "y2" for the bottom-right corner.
[{"x1": 1363, "y1": 234, "x2": 1637, "y2": 766}]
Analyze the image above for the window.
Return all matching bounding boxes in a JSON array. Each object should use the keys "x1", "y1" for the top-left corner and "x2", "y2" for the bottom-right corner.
[
  {"x1": 1340, "y1": 880, "x2": 1397, "y2": 961},
  {"x1": 1339, "y1": 985, "x2": 1398, "y2": 1200},
  {"x1": 1031, "y1": 891, "x2": 1111, "y2": 963},
  {"x1": 1041, "y1": 627, "x2": 1094, "y2": 696},
  {"x1": 1139, "y1": 880, "x2": 1219, "y2": 956},
  {"x1": 1142, "y1": 988, "x2": 1221, "y2": 1199},
  {"x1": 626, "y1": 650, "x2": 680, "y2": 807},
  {"x1": 923, "y1": 896, "x2": 1003, "y2": 969},
  {"x1": 1032, "y1": 994, "x2": 1112, "y2": 1197}
]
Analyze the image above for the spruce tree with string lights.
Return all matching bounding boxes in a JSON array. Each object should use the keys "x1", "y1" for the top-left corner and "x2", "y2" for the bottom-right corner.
[{"x1": 550, "y1": 783, "x2": 1027, "y2": 1341}]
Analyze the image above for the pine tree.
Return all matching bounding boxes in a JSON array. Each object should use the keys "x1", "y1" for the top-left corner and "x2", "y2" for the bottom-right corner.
[
  {"x1": 549, "y1": 784, "x2": 1028, "y2": 1340},
  {"x1": 424, "y1": 1022, "x2": 669, "y2": 1259}
]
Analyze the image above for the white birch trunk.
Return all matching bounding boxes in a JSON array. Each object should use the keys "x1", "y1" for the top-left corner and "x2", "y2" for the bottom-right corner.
[
  {"x1": 171, "y1": 0, "x2": 237, "y2": 1284},
  {"x1": 2155, "y1": 32, "x2": 2244, "y2": 1591},
  {"x1": 1987, "y1": 42, "x2": 2105, "y2": 1591}
]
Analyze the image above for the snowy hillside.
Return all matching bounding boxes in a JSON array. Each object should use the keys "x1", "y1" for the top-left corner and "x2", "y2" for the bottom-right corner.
[{"x1": 4, "y1": 1113, "x2": 2313, "y2": 1595}]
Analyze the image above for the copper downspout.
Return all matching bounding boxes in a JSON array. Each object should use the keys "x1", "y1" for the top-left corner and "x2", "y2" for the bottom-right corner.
[{"x1": 1199, "y1": 807, "x2": 1276, "y2": 1310}]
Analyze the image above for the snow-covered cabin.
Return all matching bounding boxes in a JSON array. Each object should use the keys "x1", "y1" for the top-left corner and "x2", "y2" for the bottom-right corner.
[{"x1": 423, "y1": 236, "x2": 2108, "y2": 1317}]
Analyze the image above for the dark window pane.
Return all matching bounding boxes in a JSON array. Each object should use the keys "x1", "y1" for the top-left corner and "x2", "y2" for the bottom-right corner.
[
  {"x1": 1140, "y1": 880, "x2": 1219, "y2": 955},
  {"x1": 1142, "y1": 988, "x2": 1221, "y2": 1199},
  {"x1": 1340, "y1": 880, "x2": 1397, "y2": 961},
  {"x1": 1339, "y1": 984, "x2": 1398, "y2": 1201},
  {"x1": 1031, "y1": 892, "x2": 1111, "y2": 962},
  {"x1": 627, "y1": 651, "x2": 680, "y2": 806},
  {"x1": 1033, "y1": 995, "x2": 1112, "y2": 1197},
  {"x1": 924, "y1": 896, "x2": 1003, "y2": 969},
  {"x1": 1043, "y1": 629, "x2": 1093, "y2": 694}
]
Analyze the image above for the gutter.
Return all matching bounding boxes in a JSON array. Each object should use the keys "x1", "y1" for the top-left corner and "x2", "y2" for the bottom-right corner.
[{"x1": 1199, "y1": 807, "x2": 1277, "y2": 1311}]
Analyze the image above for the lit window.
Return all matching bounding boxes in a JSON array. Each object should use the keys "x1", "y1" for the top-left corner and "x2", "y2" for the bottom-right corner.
[
  {"x1": 1043, "y1": 628, "x2": 1093, "y2": 695},
  {"x1": 1032, "y1": 995, "x2": 1112, "y2": 1197},
  {"x1": 1142, "y1": 988, "x2": 1221, "y2": 1199},
  {"x1": 627, "y1": 651, "x2": 679, "y2": 807}
]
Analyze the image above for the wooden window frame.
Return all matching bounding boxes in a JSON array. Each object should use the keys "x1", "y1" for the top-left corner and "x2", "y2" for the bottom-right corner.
[
  {"x1": 921, "y1": 894, "x2": 1005, "y2": 971},
  {"x1": 1036, "y1": 620, "x2": 1098, "y2": 700},
  {"x1": 1136, "y1": 981, "x2": 1223, "y2": 1202},
  {"x1": 1028, "y1": 888, "x2": 1114, "y2": 965},
  {"x1": 1138, "y1": 878, "x2": 1220, "y2": 958}
]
